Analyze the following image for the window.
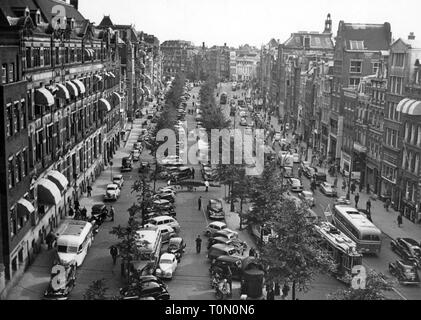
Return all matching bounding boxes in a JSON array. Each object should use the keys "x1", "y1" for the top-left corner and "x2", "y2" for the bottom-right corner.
[
  {"x1": 350, "y1": 41, "x2": 364, "y2": 50},
  {"x1": 8, "y1": 158, "x2": 14, "y2": 189},
  {"x1": 33, "y1": 48, "x2": 41, "y2": 67},
  {"x1": 7, "y1": 63, "x2": 15, "y2": 82},
  {"x1": 6, "y1": 105, "x2": 13, "y2": 136},
  {"x1": 16, "y1": 153, "x2": 22, "y2": 183},
  {"x1": 350, "y1": 60, "x2": 362, "y2": 73},
  {"x1": 22, "y1": 149, "x2": 28, "y2": 177},
  {"x1": 55, "y1": 47, "x2": 60, "y2": 66},
  {"x1": 26, "y1": 47, "x2": 32, "y2": 68},
  {"x1": 372, "y1": 61, "x2": 380, "y2": 74},
  {"x1": 65, "y1": 47, "x2": 69, "y2": 64},
  {"x1": 393, "y1": 53, "x2": 405, "y2": 67},
  {"x1": 20, "y1": 101, "x2": 26, "y2": 130},
  {"x1": 10, "y1": 215, "x2": 16, "y2": 238},
  {"x1": 349, "y1": 77, "x2": 360, "y2": 86},
  {"x1": 14, "y1": 102, "x2": 20, "y2": 133},
  {"x1": 44, "y1": 48, "x2": 51, "y2": 66}
]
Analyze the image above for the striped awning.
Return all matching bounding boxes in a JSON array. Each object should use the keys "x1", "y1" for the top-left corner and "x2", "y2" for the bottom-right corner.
[
  {"x1": 35, "y1": 88, "x2": 55, "y2": 106},
  {"x1": 66, "y1": 81, "x2": 79, "y2": 97},
  {"x1": 72, "y1": 79, "x2": 86, "y2": 94},
  {"x1": 98, "y1": 98, "x2": 111, "y2": 112},
  {"x1": 17, "y1": 198, "x2": 35, "y2": 217},
  {"x1": 396, "y1": 98, "x2": 421, "y2": 115},
  {"x1": 47, "y1": 170, "x2": 69, "y2": 192},
  {"x1": 55, "y1": 83, "x2": 70, "y2": 100},
  {"x1": 37, "y1": 179, "x2": 61, "y2": 205}
]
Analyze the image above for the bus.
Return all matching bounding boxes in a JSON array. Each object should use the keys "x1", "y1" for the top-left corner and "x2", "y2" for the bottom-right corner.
[
  {"x1": 314, "y1": 221, "x2": 363, "y2": 283},
  {"x1": 132, "y1": 227, "x2": 163, "y2": 274},
  {"x1": 332, "y1": 205, "x2": 382, "y2": 254},
  {"x1": 220, "y1": 92, "x2": 228, "y2": 105},
  {"x1": 56, "y1": 220, "x2": 94, "y2": 267}
]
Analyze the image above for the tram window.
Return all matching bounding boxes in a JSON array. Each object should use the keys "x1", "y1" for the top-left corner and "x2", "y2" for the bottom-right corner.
[{"x1": 362, "y1": 234, "x2": 380, "y2": 241}]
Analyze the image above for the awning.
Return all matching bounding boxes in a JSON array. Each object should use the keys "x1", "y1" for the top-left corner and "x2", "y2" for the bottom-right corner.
[
  {"x1": 35, "y1": 88, "x2": 55, "y2": 106},
  {"x1": 397, "y1": 98, "x2": 410, "y2": 113},
  {"x1": 55, "y1": 83, "x2": 70, "y2": 99},
  {"x1": 37, "y1": 178, "x2": 62, "y2": 205},
  {"x1": 144, "y1": 86, "x2": 151, "y2": 96},
  {"x1": 94, "y1": 74, "x2": 103, "y2": 82},
  {"x1": 138, "y1": 87, "x2": 145, "y2": 95},
  {"x1": 17, "y1": 198, "x2": 35, "y2": 217},
  {"x1": 84, "y1": 48, "x2": 92, "y2": 58},
  {"x1": 113, "y1": 92, "x2": 122, "y2": 105},
  {"x1": 66, "y1": 81, "x2": 79, "y2": 97},
  {"x1": 72, "y1": 79, "x2": 86, "y2": 94},
  {"x1": 98, "y1": 98, "x2": 111, "y2": 112},
  {"x1": 47, "y1": 170, "x2": 69, "y2": 192},
  {"x1": 397, "y1": 98, "x2": 421, "y2": 115}
]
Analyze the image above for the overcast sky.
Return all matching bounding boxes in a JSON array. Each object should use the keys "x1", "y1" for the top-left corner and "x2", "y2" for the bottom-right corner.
[{"x1": 79, "y1": 0, "x2": 419, "y2": 47}]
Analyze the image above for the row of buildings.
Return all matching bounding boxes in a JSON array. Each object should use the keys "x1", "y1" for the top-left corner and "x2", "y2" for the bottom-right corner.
[
  {"x1": 258, "y1": 14, "x2": 421, "y2": 223},
  {"x1": 0, "y1": 0, "x2": 162, "y2": 297},
  {"x1": 160, "y1": 40, "x2": 260, "y2": 82}
]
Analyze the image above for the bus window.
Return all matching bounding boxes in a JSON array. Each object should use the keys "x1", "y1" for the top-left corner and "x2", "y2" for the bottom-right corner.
[{"x1": 58, "y1": 246, "x2": 67, "y2": 253}]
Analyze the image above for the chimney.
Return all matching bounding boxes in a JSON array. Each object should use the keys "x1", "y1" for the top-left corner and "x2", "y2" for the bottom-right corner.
[
  {"x1": 202, "y1": 42, "x2": 205, "y2": 50},
  {"x1": 70, "y1": 0, "x2": 79, "y2": 10},
  {"x1": 409, "y1": 32, "x2": 415, "y2": 40}
]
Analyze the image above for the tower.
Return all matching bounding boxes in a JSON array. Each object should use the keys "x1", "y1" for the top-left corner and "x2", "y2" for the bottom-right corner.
[{"x1": 324, "y1": 13, "x2": 332, "y2": 34}]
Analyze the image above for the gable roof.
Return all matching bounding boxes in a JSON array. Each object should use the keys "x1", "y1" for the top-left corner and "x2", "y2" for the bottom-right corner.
[
  {"x1": 98, "y1": 15, "x2": 114, "y2": 28},
  {"x1": 283, "y1": 32, "x2": 334, "y2": 50},
  {"x1": 340, "y1": 22, "x2": 391, "y2": 51}
]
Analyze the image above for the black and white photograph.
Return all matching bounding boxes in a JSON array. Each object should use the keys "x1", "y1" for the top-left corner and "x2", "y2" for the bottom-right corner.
[{"x1": 0, "y1": 0, "x2": 420, "y2": 305}]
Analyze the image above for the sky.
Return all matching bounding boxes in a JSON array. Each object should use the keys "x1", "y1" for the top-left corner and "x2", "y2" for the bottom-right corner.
[{"x1": 79, "y1": 0, "x2": 420, "y2": 48}]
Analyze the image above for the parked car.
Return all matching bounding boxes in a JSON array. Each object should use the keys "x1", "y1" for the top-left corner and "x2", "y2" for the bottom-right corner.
[
  {"x1": 389, "y1": 260, "x2": 420, "y2": 285},
  {"x1": 289, "y1": 178, "x2": 304, "y2": 192},
  {"x1": 207, "y1": 244, "x2": 237, "y2": 262},
  {"x1": 91, "y1": 204, "x2": 108, "y2": 217},
  {"x1": 391, "y1": 238, "x2": 421, "y2": 268},
  {"x1": 155, "y1": 225, "x2": 176, "y2": 243},
  {"x1": 209, "y1": 255, "x2": 249, "y2": 280},
  {"x1": 207, "y1": 199, "x2": 225, "y2": 220},
  {"x1": 319, "y1": 182, "x2": 337, "y2": 197},
  {"x1": 104, "y1": 184, "x2": 120, "y2": 201},
  {"x1": 207, "y1": 236, "x2": 247, "y2": 254},
  {"x1": 205, "y1": 221, "x2": 228, "y2": 237},
  {"x1": 211, "y1": 229, "x2": 239, "y2": 242},
  {"x1": 303, "y1": 166, "x2": 318, "y2": 179},
  {"x1": 119, "y1": 282, "x2": 170, "y2": 300},
  {"x1": 298, "y1": 191, "x2": 315, "y2": 207},
  {"x1": 167, "y1": 237, "x2": 186, "y2": 262},
  {"x1": 335, "y1": 196, "x2": 351, "y2": 205},
  {"x1": 121, "y1": 157, "x2": 133, "y2": 172},
  {"x1": 153, "y1": 192, "x2": 175, "y2": 203},
  {"x1": 145, "y1": 216, "x2": 180, "y2": 233},
  {"x1": 150, "y1": 199, "x2": 175, "y2": 213},
  {"x1": 170, "y1": 167, "x2": 194, "y2": 182},
  {"x1": 112, "y1": 174, "x2": 124, "y2": 188},
  {"x1": 132, "y1": 149, "x2": 141, "y2": 161},
  {"x1": 155, "y1": 253, "x2": 178, "y2": 280}
]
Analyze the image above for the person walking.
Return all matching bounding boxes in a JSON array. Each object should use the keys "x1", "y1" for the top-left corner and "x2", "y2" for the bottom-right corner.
[
  {"x1": 350, "y1": 182, "x2": 356, "y2": 195},
  {"x1": 205, "y1": 180, "x2": 209, "y2": 192},
  {"x1": 249, "y1": 247, "x2": 255, "y2": 257},
  {"x1": 397, "y1": 213, "x2": 403, "y2": 228},
  {"x1": 342, "y1": 180, "x2": 347, "y2": 191},
  {"x1": 110, "y1": 245, "x2": 118, "y2": 265},
  {"x1": 366, "y1": 199, "x2": 372, "y2": 215},
  {"x1": 109, "y1": 206, "x2": 115, "y2": 222},
  {"x1": 198, "y1": 196, "x2": 202, "y2": 211},
  {"x1": 87, "y1": 185, "x2": 92, "y2": 197},
  {"x1": 195, "y1": 235, "x2": 202, "y2": 253},
  {"x1": 81, "y1": 207, "x2": 88, "y2": 220},
  {"x1": 46, "y1": 231, "x2": 56, "y2": 250},
  {"x1": 354, "y1": 192, "x2": 360, "y2": 209},
  {"x1": 385, "y1": 198, "x2": 391, "y2": 212}
]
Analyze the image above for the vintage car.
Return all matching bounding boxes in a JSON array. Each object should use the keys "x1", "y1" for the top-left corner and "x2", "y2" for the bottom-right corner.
[
  {"x1": 209, "y1": 255, "x2": 249, "y2": 280},
  {"x1": 207, "y1": 244, "x2": 238, "y2": 261},
  {"x1": 167, "y1": 237, "x2": 186, "y2": 262},
  {"x1": 104, "y1": 184, "x2": 120, "y2": 201},
  {"x1": 205, "y1": 221, "x2": 228, "y2": 237},
  {"x1": 389, "y1": 260, "x2": 420, "y2": 285},
  {"x1": 155, "y1": 253, "x2": 178, "y2": 280},
  {"x1": 43, "y1": 261, "x2": 77, "y2": 300},
  {"x1": 112, "y1": 174, "x2": 124, "y2": 188},
  {"x1": 298, "y1": 191, "x2": 315, "y2": 207},
  {"x1": 320, "y1": 182, "x2": 337, "y2": 197},
  {"x1": 391, "y1": 238, "x2": 421, "y2": 268},
  {"x1": 207, "y1": 236, "x2": 247, "y2": 254},
  {"x1": 119, "y1": 281, "x2": 170, "y2": 300},
  {"x1": 207, "y1": 199, "x2": 225, "y2": 220}
]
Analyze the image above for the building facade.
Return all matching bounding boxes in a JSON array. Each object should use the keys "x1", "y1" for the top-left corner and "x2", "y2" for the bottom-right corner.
[{"x1": 161, "y1": 40, "x2": 194, "y2": 79}]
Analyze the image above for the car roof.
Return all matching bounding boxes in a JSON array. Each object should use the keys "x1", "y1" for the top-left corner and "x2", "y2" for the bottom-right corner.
[
  {"x1": 113, "y1": 175, "x2": 123, "y2": 179},
  {"x1": 152, "y1": 216, "x2": 174, "y2": 222},
  {"x1": 216, "y1": 255, "x2": 243, "y2": 263},
  {"x1": 160, "y1": 253, "x2": 175, "y2": 260},
  {"x1": 209, "y1": 221, "x2": 227, "y2": 227},
  {"x1": 107, "y1": 184, "x2": 118, "y2": 188},
  {"x1": 302, "y1": 191, "x2": 313, "y2": 195},
  {"x1": 211, "y1": 243, "x2": 235, "y2": 250},
  {"x1": 401, "y1": 238, "x2": 420, "y2": 246}
]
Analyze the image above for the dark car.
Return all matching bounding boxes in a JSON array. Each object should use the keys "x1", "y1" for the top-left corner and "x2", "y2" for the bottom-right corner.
[
  {"x1": 170, "y1": 167, "x2": 194, "y2": 182},
  {"x1": 167, "y1": 237, "x2": 186, "y2": 262},
  {"x1": 207, "y1": 244, "x2": 237, "y2": 261},
  {"x1": 207, "y1": 236, "x2": 247, "y2": 254},
  {"x1": 313, "y1": 172, "x2": 327, "y2": 186},
  {"x1": 119, "y1": 281, "x2": 170, "y2": 300},
  {"x1": 91, "y1": 204, "x2": 108, "y2": 217},
  {"x1": 153, "y1": 193, "x2": 176, "y2": 203},
  {"x1": 121, "y1": 156, "x2": 133, "y2": 172},
  {"x1": 209, "y1": 255, "x2": 248, "y2": 280},
  {"x1": 391, "y1": 238, "x2": 421, "y2": 268},
  {"x1": 389, "y1": 260, "x2": 420, "y2": 285},
  {"x1": 304, "y1": 166, "x2": 318, "y2": 179},
  {"x1": 207, "y1": 199, "x2": 225, "y2": 220}
]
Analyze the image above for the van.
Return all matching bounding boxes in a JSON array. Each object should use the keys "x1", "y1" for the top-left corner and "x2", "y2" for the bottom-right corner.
[{"x1": 207, "y1": 244, "x2": 237, "y2": 261}]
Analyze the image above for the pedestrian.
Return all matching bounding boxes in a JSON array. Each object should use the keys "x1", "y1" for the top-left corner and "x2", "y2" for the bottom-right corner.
[
  {"x1": 109, "y1": 206, "x2": 115, "y2": 222},
  {"x1": 385, "y1": 198, "x2": 391, "y2": 212},
  {"x1": 249, "y1": 247, "x2": 255, "y2": 257},
  {"x1": 46, "y1": 231, "x2": 55, "y2": 250},
  {"x1": 282, "y1": 283, "x2": 290, "y2": 300},
  {"x1": 69, "y1": 207, "x2": 74, "y2": 217},
  {"x1": 110, "y1": 245, "x2": 118, "y2": 265},
  {"x1": 397, "y1": 213, "x2": 403, "y2": 228},
  {"x1": 198, "y1": 196, "x2": 202, "y2": 211},
  {"x1": 274, "y1": 282, "x2": 281, "y2": 296},
  {"x1": 342, "y1": 180, "x2": 347, "y2": 191},
  {"x1": 87, "y1": 185, "x2": 92, "y2": 197},
  {"x1": 81, "y1": 207, "x2": 87, "y2": 220},
  {"x1": 354, "y1": 192, "x2": 360, "y2": 208},
  {"x1": 266, "y1": 288, "x2": 275, "y2": 300},
  {"x1": 195, "y1": 235, "x2": 202, "y2": 253},
  {"x1": 205, "y1": 180, "x2": 209, "y2": 192},
  {"x1": 366, "y1": 199, "x2": 372, "y2": 214},
  {"x1": 350, "y1": 183, "x2": 356, "y2": 194}
]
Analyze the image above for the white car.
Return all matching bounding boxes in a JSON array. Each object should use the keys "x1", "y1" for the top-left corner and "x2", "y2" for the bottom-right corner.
[
  {"x1": 299, "y1": 191, "x2": 315, "y2": 207},
  {"x1": 104, "y1": 184, "x2": 120, "y2": 201},
  {"x1": 240, "y1": 117, "x2": 247, "y2": 126},
  {"x1": 320, "y1": 182, "x2": 337, "y2": 197},
  {"x1": 112, "y1": 174, "x2": 124, "y2": 188},
  {"x1": 156, "y1": 253, "x2": 178, "y2": 279},
  {"x1": 205, "y1": 221, "x2": 228, "y2": 237},
  {"x1": 289, "y1": 178, "x2": 304, "y2": 192},
  {"x1": 145, "y1": 216, "x2": 180, "y2": 233}
]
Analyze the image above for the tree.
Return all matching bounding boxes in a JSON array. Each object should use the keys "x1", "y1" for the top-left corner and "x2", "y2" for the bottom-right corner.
[
  {"x1": 258, "y1": 199, "x2": 335, "y2": 300},
  {"x1": 132, "y1": 177, "x2": 155, "y2": 224},
  {"x1": 327, "y1": 270, "x2": 394, "y2": 300},
  {"x1": 83, "y1": 279, "x2": 109, "y2": 300}
]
